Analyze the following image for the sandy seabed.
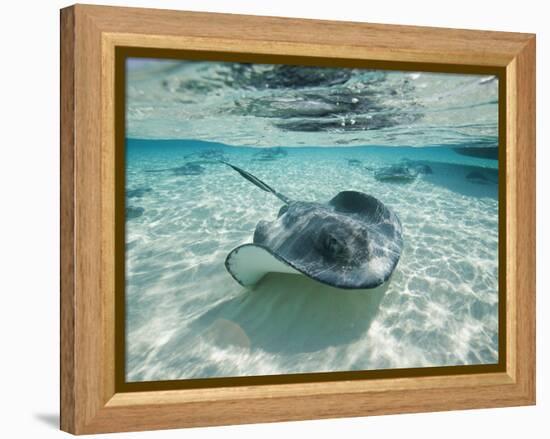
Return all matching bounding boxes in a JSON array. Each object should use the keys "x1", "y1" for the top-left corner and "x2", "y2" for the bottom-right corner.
[{"x1": 124, "y1": 142, "x2": 499, "y2": 382}]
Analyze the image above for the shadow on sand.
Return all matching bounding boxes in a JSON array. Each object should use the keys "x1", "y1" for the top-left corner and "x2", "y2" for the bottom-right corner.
[{"x1": 190, "y1": 272, "x2": 388, "y2": 354}]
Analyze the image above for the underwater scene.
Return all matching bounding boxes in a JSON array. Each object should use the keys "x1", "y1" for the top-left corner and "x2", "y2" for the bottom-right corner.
[{"x1": 124, "y1": 59, "x2": 499, "y2": 382}]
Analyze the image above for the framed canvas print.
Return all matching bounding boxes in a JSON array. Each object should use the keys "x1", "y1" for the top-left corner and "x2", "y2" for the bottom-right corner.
[{"x1": 60, "y1": 4, "x2": 536, "y2": 435}]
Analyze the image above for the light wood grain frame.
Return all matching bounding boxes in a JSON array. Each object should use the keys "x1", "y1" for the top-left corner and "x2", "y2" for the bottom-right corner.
[{"x1": 60, "y1": 4, "x2": 536, "y2": 435}]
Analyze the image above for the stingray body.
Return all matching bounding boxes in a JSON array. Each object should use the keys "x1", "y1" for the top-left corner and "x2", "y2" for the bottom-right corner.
[
  {"x1": 187, "y1": 148, "x2": 226, "y2": 161},
  {"x1": 374, "y1": 161, "x2": 433, "y2": 183},
  {"x1": 374, "y1": 164, "x2": 417, "y2": 183},
  {"x1": 252, "y1": 147, "x2": 288, "y2": 162},
  {"x1": 223, "y1": 162, "x2": 403, "y2": 289},
  {"x1": 126, "y1": 187, "x2": 152, "y2": 199},
  {"x1": 145, "y1": 161, "x2": 206, "y2": 176},
  {"x1": 346, "y1": 158, "x2": 362, "y2": 168}
]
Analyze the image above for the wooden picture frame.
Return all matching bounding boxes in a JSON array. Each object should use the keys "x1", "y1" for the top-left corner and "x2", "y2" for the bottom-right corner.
[{"x1": 60, "y1": 4, "x2": 536, "y2": 435}]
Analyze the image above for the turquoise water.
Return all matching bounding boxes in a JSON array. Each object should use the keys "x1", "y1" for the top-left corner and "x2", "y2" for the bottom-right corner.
[
  {"x1": 125, "y1": 60, "x2": 499, "y2": 382},
  {"x1": 125, "y1": 140, "x2": 499, "y2": 381}
]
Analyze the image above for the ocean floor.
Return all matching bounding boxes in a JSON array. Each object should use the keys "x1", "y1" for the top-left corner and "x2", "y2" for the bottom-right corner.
[{"x1": 124, "y1": 140, "x2": 499, "y2": 381}]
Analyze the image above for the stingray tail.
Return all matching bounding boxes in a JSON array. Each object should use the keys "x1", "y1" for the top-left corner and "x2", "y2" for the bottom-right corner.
[{"x1": 220, "y1": 161, "x2": 290, "y2": 204}]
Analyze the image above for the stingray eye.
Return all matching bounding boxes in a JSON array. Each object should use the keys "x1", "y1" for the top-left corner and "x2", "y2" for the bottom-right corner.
[
  {"x1": 277, "y1": 205, "x2": 289, "y2": 218},
  {"x1": 325, "y1": 235, "x2": 345, "y2": 255},
  {"x1": 318, "y1": 229, "x2": 350, "y2": 261}
]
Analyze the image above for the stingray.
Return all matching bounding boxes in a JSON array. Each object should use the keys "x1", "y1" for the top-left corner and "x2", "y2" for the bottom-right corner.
[
  {"x1": 145, "y1": 161, "x2": 206, "y2": 176},
  {"x1": 186, "y1": 148, "x2": 227, "y2": 161},
  {"x1": 400, "y1": 159, "x2": 433, "y2": 175},
  {"x1": 126, "y1": 206, "x2": 144, "y2": 220},
  {"x1": 126, "y1": 187, "x2": 152, "y2": 199},
  {"x1": 346, "y1": 158, "x2": 362, "y2": 168},
  {"x1": 222, "y1": 162, "x2": 403, "y2": 289},
  {"x1": 374, "y1": 164, "x2": 418, "y2": 183},
  {"x1": 252, "y1": 147, "x2": 288, "y2": 162}
]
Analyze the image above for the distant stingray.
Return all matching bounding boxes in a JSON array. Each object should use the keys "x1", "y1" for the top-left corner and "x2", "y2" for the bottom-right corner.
[
  {"x1": 252, "y1": 147, "x2": 288, "y2": 162},
  {"x1": 186, "y1": 148, "x2": 227, "y2": 161},
  {"x1": 126, "y1": 206, "x2": 144, "y2": 219},
  {"x1": 222, "y1": 162, "x2": 403, "y2": 289},
  {"x1": 374, "y1": 164, "x2": 418, "y2": 183},
  {"x1": 346, "y1": 158, "x2": 362, "y2": 168},
  {"x1": 126, "y1": 187, "x2": 152, "y2": 198},
  {"x1": 400, "y1": 159, "x2": 433, "y2": 175},
  {"x1": 372, "y1": 160, "x2": 433, "y2": 182},
  {"x1": 145, "y1": 161, "x2": 206, "y2": 176}
]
